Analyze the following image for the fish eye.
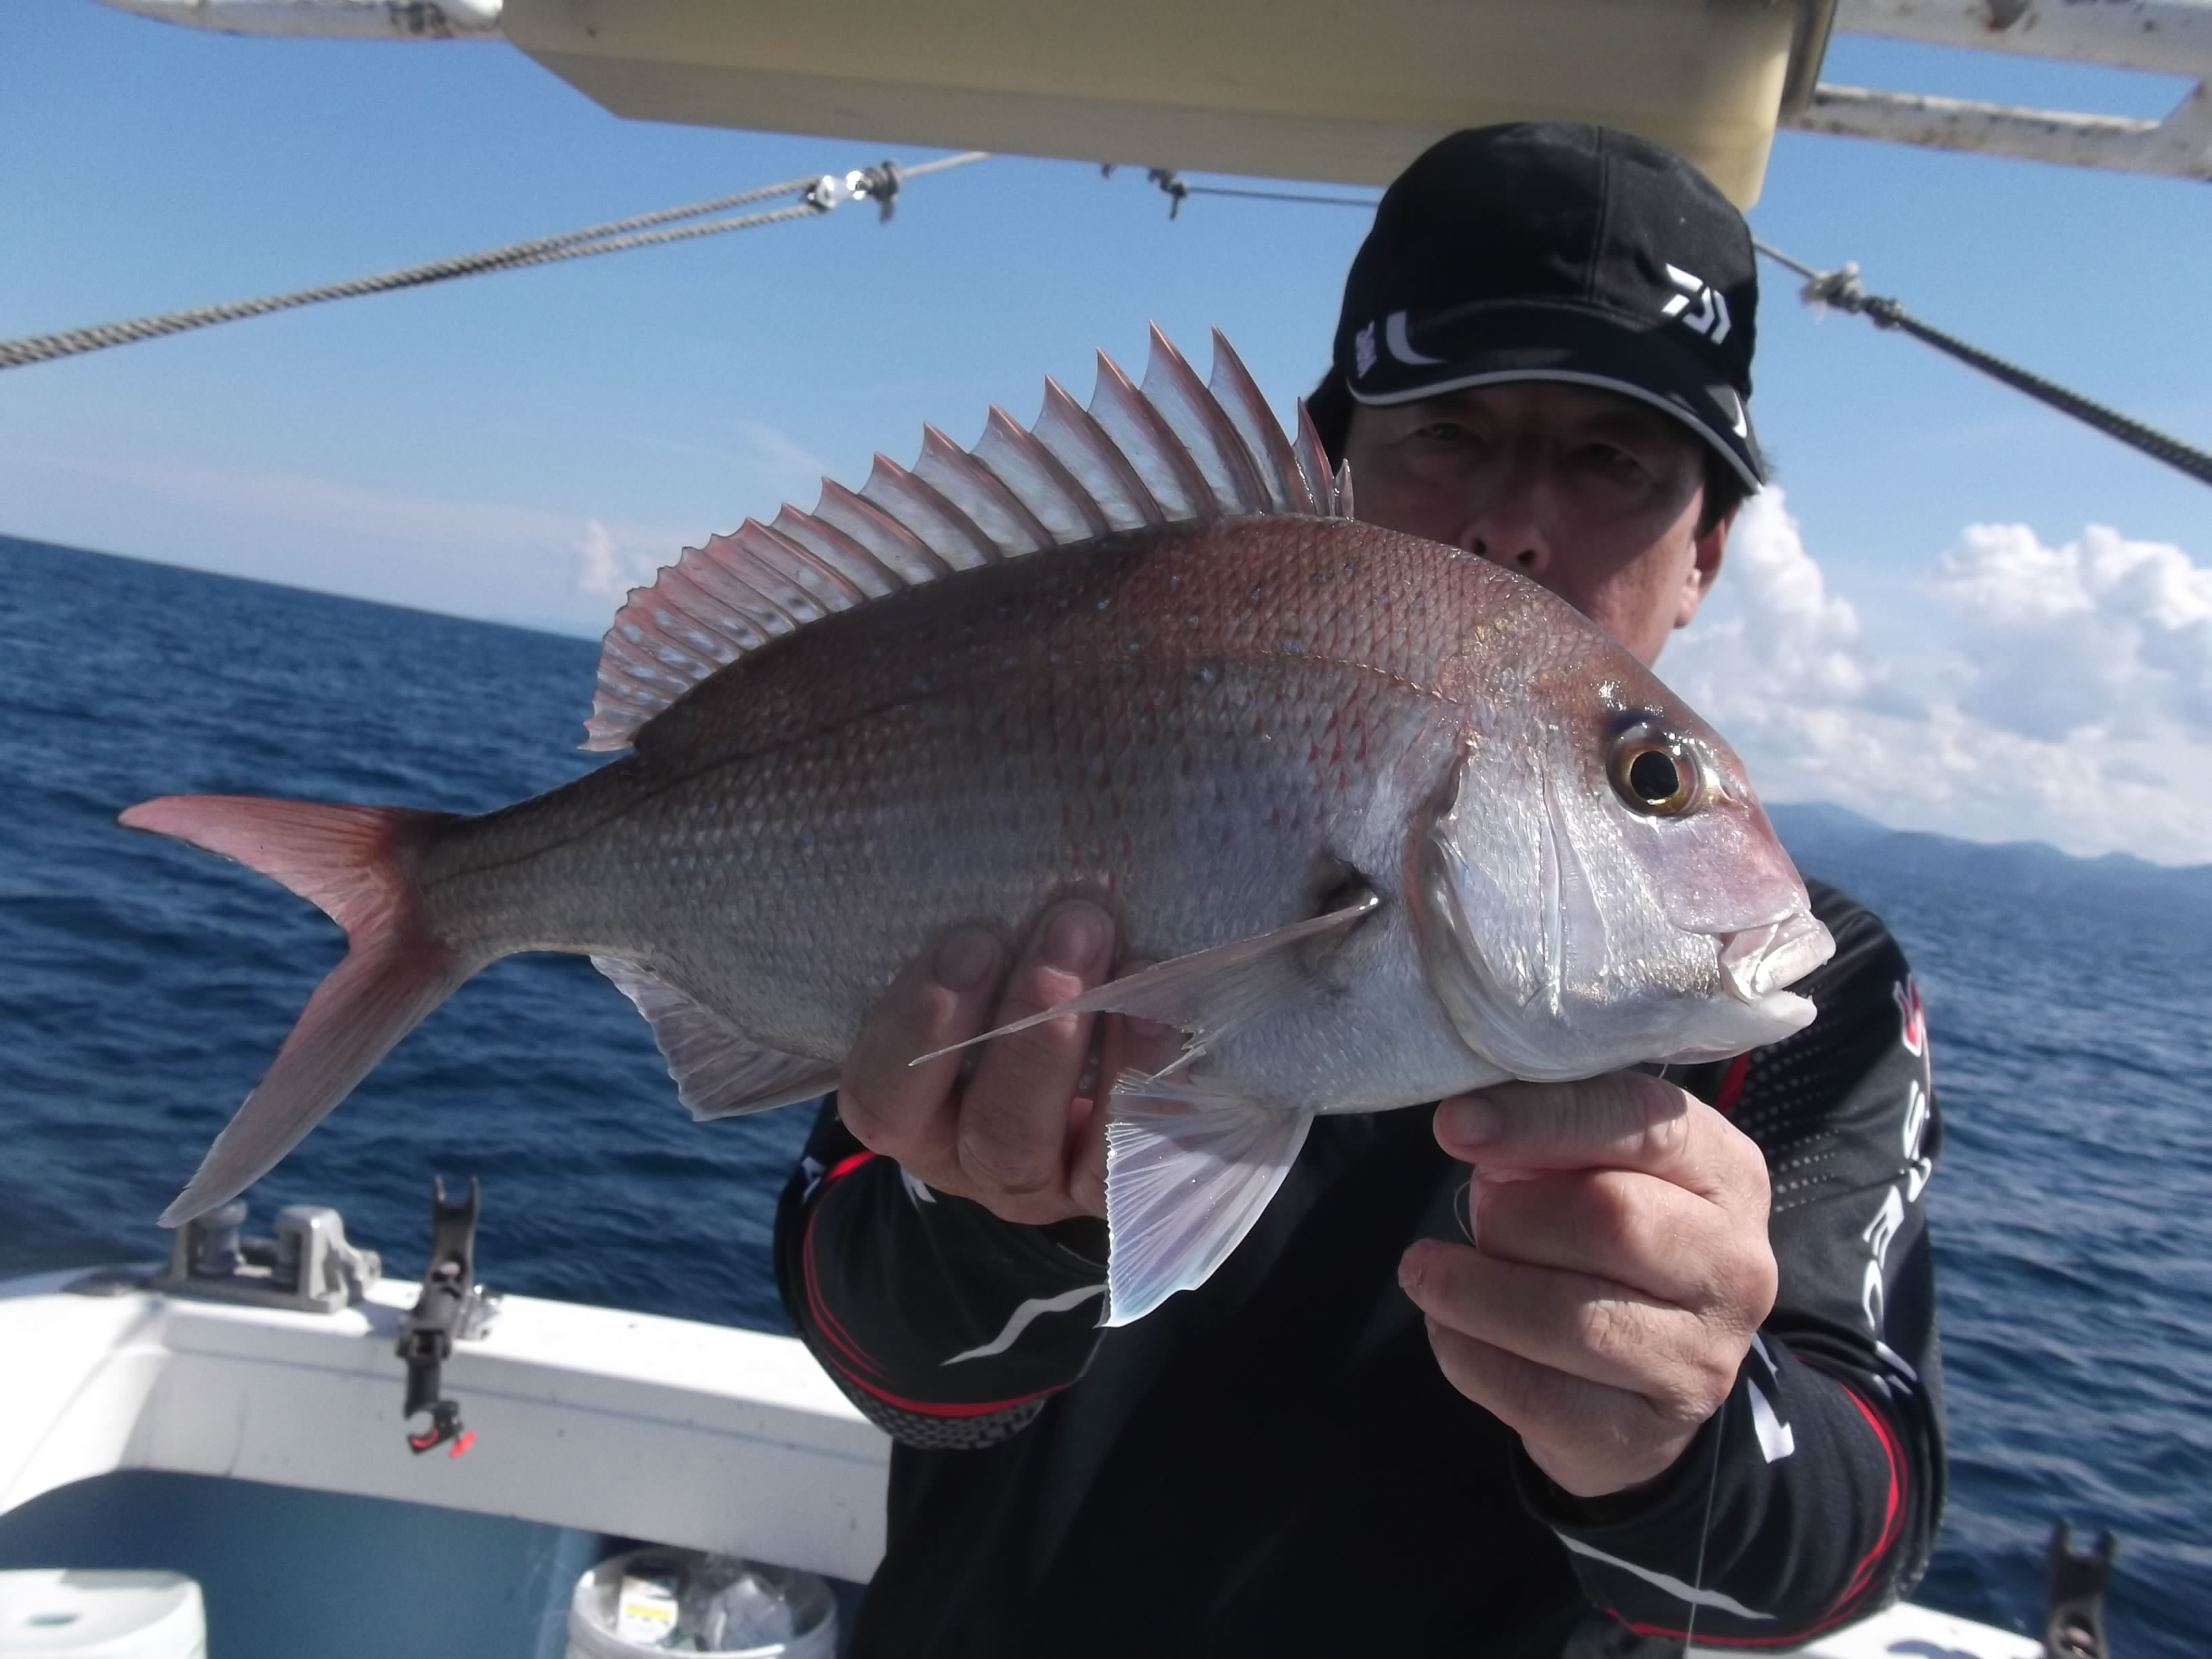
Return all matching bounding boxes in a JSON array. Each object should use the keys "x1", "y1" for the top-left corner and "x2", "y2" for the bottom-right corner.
[{"x1": 1608, "y1": 727, "x2": 1699, "y2": 817}]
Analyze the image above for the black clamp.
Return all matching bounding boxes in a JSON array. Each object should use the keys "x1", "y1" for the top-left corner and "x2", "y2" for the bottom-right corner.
[
  {"x1": 396, "y1": 1176, "x2": 494, "y2": 1456},
  {"x1": 2043, "y1": 1519, "x2": 2116, "y2": 1659}
]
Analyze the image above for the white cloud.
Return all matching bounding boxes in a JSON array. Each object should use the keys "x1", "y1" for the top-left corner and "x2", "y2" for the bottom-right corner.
[
  {"x1": 1936, "y1": 522, "x2": 2212, "y2": 738},
  {"x1": 573, "y1": 516, "x2": 667, "y2": 604},
  {"x1": 1664, "y1": 494, "x2": 2212, "y2": 866}
]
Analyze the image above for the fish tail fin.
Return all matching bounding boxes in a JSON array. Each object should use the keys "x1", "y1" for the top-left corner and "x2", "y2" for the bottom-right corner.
[{"x1": 119, "y1": 794, "x2": 471, "y2": 1227}]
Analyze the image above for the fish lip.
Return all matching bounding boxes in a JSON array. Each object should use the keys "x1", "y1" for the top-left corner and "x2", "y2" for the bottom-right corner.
[{"x1": 1715, "y1": 910, "x2": 1835, "y2": 1004}]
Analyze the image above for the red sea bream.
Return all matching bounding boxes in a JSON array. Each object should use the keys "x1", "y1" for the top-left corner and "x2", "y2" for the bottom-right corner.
[{"x1": 122, "y1": 329, "x2": 1832, "y2": 1324}]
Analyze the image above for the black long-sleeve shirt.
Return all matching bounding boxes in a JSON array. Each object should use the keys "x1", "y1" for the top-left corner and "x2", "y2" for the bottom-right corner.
[{"x1": 774, "y1": 881, "x2": 1945, "y2": 1656}]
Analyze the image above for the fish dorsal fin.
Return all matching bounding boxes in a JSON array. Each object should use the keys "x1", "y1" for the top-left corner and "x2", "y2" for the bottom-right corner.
[{"x1": 582, "y1": 328, "x2": 1348, "y2": 752}]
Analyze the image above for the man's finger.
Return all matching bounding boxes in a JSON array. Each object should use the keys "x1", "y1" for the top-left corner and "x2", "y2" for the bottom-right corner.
[
  {"x1": 1433, "y1": 1073, "x2": 1757, "y2": 1202},
  {"x1": 838, "y1": 924, "x2": 1005, "y2": 1178},
  {"x1": 1398, "y1": 1238, "x2": 1723, "y2": 1411},
  {"x1": 955, "y1": 900, "x2": 1115, "y2": 1212},
  {"x1": 1470, "y1": 1168, "x2": 1751, "y2": 1311},
  {"x1": 1418, "y1": 1319, "x2": 1687, "y2": 1499}
]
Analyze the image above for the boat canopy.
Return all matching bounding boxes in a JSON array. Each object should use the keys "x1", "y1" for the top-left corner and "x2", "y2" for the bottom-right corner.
[{"x1": 500, "y1": 0, "x2": 1829, "y2": 207}]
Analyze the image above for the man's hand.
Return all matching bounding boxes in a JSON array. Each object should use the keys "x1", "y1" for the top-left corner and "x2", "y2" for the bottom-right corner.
[
  {"x1": 1397, "y1": 1071, "x2": 1778, "y2": 1498},
  {"x1": 838, "y1": 901, "x2": 1173, "y2": 1227}
]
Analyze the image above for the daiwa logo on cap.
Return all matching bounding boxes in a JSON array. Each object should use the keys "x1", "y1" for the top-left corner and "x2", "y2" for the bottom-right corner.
[
  {"x1": 1662, "y1": 264, "x2": 1731, "y2": 344},
  {"x1": 1355, "y1": 312, "x2": 1447, "y2": 380}
]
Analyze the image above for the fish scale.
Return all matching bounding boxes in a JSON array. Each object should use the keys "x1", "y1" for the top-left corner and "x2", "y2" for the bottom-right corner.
[{"x1": 120, "y1": 328, "x2": 1830, "y2": 1324}]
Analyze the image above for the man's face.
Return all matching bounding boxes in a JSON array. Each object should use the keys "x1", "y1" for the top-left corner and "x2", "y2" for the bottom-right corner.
[{"x1": 1341, "y1": 381, "x2": 1732, "y2": 665}]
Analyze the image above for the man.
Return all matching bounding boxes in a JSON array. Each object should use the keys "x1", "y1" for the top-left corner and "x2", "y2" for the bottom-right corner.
[{"x1": 775, "y1": 124, "x2": 1944, "y2": 1656}]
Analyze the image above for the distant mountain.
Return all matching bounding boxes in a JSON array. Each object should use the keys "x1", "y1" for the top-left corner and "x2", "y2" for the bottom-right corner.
[{"x1": 1766, "y1": 800, "x2": 2212, "y2": 916}]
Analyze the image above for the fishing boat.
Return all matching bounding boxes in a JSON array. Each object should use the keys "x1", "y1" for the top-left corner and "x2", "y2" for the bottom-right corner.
[{"x1": 5, "y1": 1, "x2": 2200, "y2": 1652}]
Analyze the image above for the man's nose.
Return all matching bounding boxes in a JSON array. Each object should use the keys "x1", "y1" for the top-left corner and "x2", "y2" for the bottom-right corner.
[{"x1": 1457, "y1": 448, "x2": 1550, "y2": 574}]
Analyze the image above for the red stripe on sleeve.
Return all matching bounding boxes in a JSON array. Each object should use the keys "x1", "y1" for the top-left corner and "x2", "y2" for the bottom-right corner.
[
  {"x1": 1605, "y1": 1379, "x2": 1910, "y2": 1648},
  {"x1": 1714, "y1": 1053, "x2": 1752, "y2": 1116}
]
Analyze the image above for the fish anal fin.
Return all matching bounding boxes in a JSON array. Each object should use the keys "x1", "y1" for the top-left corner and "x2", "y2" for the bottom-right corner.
[
  {"x1": 592, "y1": 956, "x2": 836, "y2": 1120},
  {"x1": 1103, "y1": 1077, "x2": 1312, "y2": 1325},
  {"x1": 911, "y1": 890, "x2": 1379, "y2": 1066}
]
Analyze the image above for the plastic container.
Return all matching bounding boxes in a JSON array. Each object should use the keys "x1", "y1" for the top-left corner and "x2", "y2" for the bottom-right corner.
[
  {"x1": 0, "y1": 1571, "x2": 206, "y2": 1658},
  {"x1": 565, "y1": 1548, "x2": 836, "y2": 1659}
]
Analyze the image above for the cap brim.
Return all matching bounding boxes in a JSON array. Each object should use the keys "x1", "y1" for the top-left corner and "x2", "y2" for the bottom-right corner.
[{"x1": 1348, "y1": 302, "x2": 1765, "y2": 489}]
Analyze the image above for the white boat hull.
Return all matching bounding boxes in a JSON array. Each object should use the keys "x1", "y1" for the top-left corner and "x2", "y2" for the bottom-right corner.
[{"x1": 0, "y1": 1269, "x2": 2039, "y2": 1657}]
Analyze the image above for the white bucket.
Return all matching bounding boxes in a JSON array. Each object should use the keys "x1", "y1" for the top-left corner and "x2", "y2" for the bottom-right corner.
[
  {"x1": 0, "y1": 1572, "x2": 206, "y2": 1659},
  {"x1": 565, "y1": 1549, "x2": 836, "y2": 1659}
]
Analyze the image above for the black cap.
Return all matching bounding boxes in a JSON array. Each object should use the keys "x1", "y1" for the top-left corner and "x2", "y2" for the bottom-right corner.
[{"x1": 1334, "y1": 123, "x2": 1765, "y2": 488}]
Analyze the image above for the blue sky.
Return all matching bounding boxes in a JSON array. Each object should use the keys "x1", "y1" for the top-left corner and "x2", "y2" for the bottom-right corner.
[{"x1": 6, "y1": 2, "x2": 2211, "y2": 858}]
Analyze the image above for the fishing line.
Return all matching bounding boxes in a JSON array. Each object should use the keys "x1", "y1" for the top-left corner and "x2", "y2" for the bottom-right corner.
[{"x1": 1677, "y1": 1386, "x2": 1729, "y2": 1656}]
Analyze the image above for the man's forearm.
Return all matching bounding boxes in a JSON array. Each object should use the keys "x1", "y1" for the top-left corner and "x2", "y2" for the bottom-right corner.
[
  {"x1": 1525, "y1": 1305, "x2": 1939, "y2": 1645},
  {"x1": 774, "y1": 1099, "x2": 1108, "y2": 1447}
]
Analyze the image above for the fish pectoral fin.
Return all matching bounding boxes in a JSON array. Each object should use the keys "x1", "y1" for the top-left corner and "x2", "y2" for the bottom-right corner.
[
  {"x1": 911, "y1": 888, "x2": 1380, "y2": 1066},
  {"x1": 1102, "y1": 1076, "x2": 1313, "y2": 1326},
  {"x1": 591, "y1": 956, "x2": 838, "y2": 1120}
]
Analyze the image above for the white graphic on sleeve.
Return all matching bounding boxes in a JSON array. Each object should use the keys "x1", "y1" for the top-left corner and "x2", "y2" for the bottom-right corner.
[
  {"x1": 1855, "y1": 977, "x2": 1937, "y2": 1338},
  {"x1": 798, "y1": 1155, "x2": 825, "y2": 1203},
  {"x1": 1873, "y1": 1339, "x2": 1919, "y2": 1385},
  {"x1": 1553, "y1": 1536, "x2": 1773, "y2": 1620},
  {"x1": 1353, "y1": 321, "x2": 1378, "y2": 378},
  {"x1": 1860, "y1": 1184, "x2": 1908, "y2": 1332},
  {"x1": 1901, "y1": 1079, "x2": 1933, "y2": 1202},
  {"x1": 1748, "y1": 1379, "x2": 1797, "y2": 1463},
  {"x1": 942, "y1": 1283, "x2": 1109, "y2": 1365},
  {"x1": 1660, "y1": 264, "x2": 1732, "y2": 344},
  {"x1": 1744, "y1": 1334, "x2": 1796, "y2": 1462},
  {"x1": 899, "y1": 1166, "x2": 938, "y2": 1207}
]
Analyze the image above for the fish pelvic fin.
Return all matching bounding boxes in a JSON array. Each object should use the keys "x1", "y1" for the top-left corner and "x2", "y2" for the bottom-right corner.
[
  {"x1": 581, "y1": 327, "x2": 1351, "y2": 754},
  {"x1": 1103, "y1": 1076, "x2": 1313, "y2": 1326},
  {"x1": 590, "y1": 956, "x2": 838, "y2": 1120},
  {"x1": 119, "y1": 795, "x2": 469, "y2": 1227}
]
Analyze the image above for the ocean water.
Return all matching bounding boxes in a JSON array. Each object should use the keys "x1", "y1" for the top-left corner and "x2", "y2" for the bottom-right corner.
[{"x1": 2, "y1": 535, "x2": 2206, "y2": 1655}]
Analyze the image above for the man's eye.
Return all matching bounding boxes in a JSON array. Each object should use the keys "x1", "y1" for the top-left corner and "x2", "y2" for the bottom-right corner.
[
  {"x1": 1578, "y1": 443, "x2": 1645, "y2": 476},
  {"x1": 1412, "y1": 422, "x2": 1482, "y2": 446}
]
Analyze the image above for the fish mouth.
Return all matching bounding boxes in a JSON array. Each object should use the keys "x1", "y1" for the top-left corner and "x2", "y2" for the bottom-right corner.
[{"x1": 1715, "y1": 910, "x2": 1835, "y2": 1005}]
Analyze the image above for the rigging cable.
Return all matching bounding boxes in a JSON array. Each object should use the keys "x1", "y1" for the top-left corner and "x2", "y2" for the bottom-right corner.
[
  {"x1": 1756, "y1": 240, "x2": 2212, "y2": 489},
  {"x1": 0, "y1": 151, "x2": 991, "y2": 373}
]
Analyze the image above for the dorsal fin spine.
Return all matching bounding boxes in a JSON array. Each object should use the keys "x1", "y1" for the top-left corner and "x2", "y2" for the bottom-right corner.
[
  {"x1": 916, "y1": 423, "x2": 1051, "y2": 556},
  {"x1": 679, "y1": 549, "x2": 796, "y2": 640},
  {"x1": 1036, "y1": 377, "x2": 1166, "y2": 531},
  {"x1": 735, "y1": 519, "x2": 873, "y2": 609},
  {"x1": 582, "y1": 329, "x2": 1327, "y2": 752},
  {"x1": 618, "y1": 595, "x2": 720, "y2": 678},
  {"x1": 772, "y1": 506, "x2": 904, "y2": 598},
  {"x1": 815, "y1": 477, "x2": 956, "y2": 584},
  {"x1": 1292, "y1": 403, "x2": 1340, "y2": 518},
  {"x1": 647, "y1": 567, "x2": 750, "y2": 661},
  {"x1": 1206, "y1": 328, "x2": 1311, "y2": 515},
  {"x1": 976, "y1": 405, "x2": 1113, "y2": 541},
  {"x1": 860, "y1": 453, "x2": 1002, "y2": 570},
  {"x1": 1089, "y1": 351, "x2": 1214, "y2": 522},
  {"x1": 1142, "y1": 325, "x2": 1270, "y2": 516}
]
